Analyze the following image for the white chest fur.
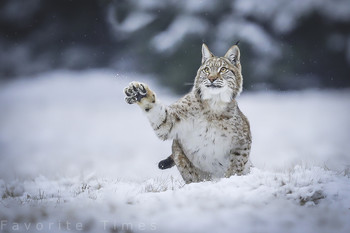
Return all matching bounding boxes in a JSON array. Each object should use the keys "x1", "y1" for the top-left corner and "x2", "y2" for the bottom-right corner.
[{"x1": 175, "y1": 116, "x2": 234, "y2": 177}]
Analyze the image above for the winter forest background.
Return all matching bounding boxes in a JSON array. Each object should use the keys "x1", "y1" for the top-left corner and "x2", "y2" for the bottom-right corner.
[
  {"x1": 1, "y1": 0, "x2": 350, "y2": 92},
  {"x1": 1, "y1": 1, "x2": 350, "y2": 233}
]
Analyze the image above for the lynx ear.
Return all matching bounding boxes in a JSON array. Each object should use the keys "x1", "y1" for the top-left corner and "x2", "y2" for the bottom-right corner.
[
  {"x1": 224, "y1": 45, "x2": 240, "y2": 65},
  {"x1": 201, "y1": 43, "x2": 213, "y2": 64}
]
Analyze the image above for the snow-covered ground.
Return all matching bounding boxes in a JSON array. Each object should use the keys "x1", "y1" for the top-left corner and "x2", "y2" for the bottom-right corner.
[{"x1": 0, "y1": 70, "x2": 349, "y2": 233}]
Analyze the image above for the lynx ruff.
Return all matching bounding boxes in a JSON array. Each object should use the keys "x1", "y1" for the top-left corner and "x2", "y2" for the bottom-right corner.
[{"x1": 124, "y1": 44, "x2": 252, "y2": 183}]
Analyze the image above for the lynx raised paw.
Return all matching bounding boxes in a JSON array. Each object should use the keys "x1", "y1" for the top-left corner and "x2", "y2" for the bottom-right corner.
[{"x1": 124, "y1": 82, "x2": 148, "y2": 104}]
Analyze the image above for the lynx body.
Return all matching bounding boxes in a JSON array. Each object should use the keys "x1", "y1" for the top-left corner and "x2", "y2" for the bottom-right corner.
[{"x1": 124, "y1": 44, "x2": 252, "y2": 183}]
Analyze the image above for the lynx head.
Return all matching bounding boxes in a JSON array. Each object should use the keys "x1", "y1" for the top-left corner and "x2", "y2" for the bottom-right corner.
[{"x1": 194, "y1": 44, "x2": 243, "y2": 103}]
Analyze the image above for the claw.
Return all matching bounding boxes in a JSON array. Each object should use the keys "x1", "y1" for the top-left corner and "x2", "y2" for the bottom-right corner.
[
  {"x1": 140, "y1": 84, "x2": 145, "y2": 91},
  {"x1": 139, "y1": 84, "x2": 147, "y2": 95},
  {"x1": 125, "y1": 96, "x2": 136, "y2": 104},
  {"x1": 125, "y1": 89, "x2": 132, "y2": 96},
  {"x1": 133, "y1": 85, "x2": 138, "y2": 92},
  {"x1": 125, "y1": 86, "x2": 134, "y2": 96}
]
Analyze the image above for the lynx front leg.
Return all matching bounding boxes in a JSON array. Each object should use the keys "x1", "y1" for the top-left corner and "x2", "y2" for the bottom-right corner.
[
  {"x1": 225, "y1": 148, "x2": 251, "y2": 177},
  {"x1": 124, "y1": 82, "x2": 174, "y2": 140},
  {"x1": 172, "y1": 140, "x2": 211, "y2": 184}
]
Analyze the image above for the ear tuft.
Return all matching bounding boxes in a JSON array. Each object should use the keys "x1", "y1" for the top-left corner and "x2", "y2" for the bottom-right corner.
[
  {"x1": 201, "y1": 43, "x2": 213, "y2": 64},
  {"x1": 224, "y1": 45, "x2": 240, "y2": 65}
]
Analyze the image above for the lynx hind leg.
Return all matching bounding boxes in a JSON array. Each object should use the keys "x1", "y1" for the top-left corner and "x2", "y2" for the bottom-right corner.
[{"x1": 172, "y1": 140, "x2": 211, "y2": 184}]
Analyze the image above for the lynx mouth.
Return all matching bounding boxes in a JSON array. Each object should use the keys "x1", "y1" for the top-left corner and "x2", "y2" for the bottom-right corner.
[{"x1": 205, "y1": 84, "x2": 222, "y2": 88}]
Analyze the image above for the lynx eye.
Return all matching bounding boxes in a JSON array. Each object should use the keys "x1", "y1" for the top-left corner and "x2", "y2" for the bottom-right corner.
[
  {"x1": 220, "y1": 67, "x2": 227, "y2": 73},
  {"x1": 203, "y1": 67, "x2": 210, "y2": 74}
]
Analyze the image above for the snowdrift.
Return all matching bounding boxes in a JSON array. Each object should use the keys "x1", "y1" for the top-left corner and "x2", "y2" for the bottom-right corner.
[{"x1": 0, "y1": 70, "x2": 349, "y2": 233}]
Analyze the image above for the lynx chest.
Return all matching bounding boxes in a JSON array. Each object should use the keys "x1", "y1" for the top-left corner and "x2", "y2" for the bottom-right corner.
[{"x1": 175, "y1": 114, "x2": 239, "y2": 177}]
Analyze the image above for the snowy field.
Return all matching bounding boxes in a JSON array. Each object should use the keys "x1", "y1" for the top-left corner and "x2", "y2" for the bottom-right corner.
[{"x1": 0, "y1": 70, "x2": 350, "y2": 233}]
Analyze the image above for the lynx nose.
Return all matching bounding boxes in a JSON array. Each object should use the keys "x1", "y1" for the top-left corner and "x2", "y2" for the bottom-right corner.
[{"x1": 208, "y1": 75, "x2": 218, "y2": 83}]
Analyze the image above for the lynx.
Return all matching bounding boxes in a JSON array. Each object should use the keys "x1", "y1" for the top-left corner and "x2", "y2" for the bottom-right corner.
[{"x1": 124, "y1": 44, "x2": 252, "y2": 183}]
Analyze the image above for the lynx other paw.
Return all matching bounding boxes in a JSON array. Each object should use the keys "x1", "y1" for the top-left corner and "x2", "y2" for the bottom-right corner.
[{"x1": 124, "y1": 82, "x2": 148, "y2": 104}]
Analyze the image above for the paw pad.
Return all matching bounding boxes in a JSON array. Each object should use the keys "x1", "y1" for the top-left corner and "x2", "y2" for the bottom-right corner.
[{"x1": 124, "y1": 82, "x2": 148, "y2": 104}]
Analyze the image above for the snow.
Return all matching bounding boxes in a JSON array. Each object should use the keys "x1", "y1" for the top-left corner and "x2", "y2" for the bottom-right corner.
[
  {"x1": 0, "y1": 70, "x2": 350, "y2": 233},
  {"x1": 233, "y1": 0, "x2": 350, "y2": 33},
  {"x1": 183, "y1": 0, "x2": 218, "y2": 14},
  {"x1": 151, "y1": 15, "x2": 208, "y2": 53},
  {"x1": 108, "y1": 11, "x2": 156, "y2": 34},
  {"x1": 215, "y1": 16, "x2": 280, "y2": 58}
]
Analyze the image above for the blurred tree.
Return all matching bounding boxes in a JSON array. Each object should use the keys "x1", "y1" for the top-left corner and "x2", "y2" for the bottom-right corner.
[
  {"x1": 0, "y1": 0, "x2": 116, "y2": 77},
  {"x1": 0, "y1": 0, "x2": 349, "y2": 93},
  {"x1": 106, "y1": 0, "x2": 350, "y2": 92}
]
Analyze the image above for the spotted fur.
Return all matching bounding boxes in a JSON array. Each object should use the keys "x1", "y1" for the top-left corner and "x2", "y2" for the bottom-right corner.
[{"x1": 124, "y1": 44, "x2": 252, "y2": 183}]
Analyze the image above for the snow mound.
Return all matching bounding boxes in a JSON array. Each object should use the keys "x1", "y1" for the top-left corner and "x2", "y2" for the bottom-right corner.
[
  {"x1": 0, "y1": 166, "x2": 349, "y2": 233},
  {"x1": 0, "y1": 69, "x2": 349, "y2": 233}
]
